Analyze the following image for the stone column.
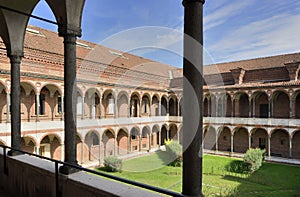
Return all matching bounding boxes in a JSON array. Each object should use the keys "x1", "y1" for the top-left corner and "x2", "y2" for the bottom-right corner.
[
  {"x1": 231, "y1": 98, "x2": 234, "y2": 117},
  {"x1": 289, "y1": 136, "x2": 292, "y2": 158},
  {"x1": 248, "y1": 98, "x2": 252, "y2": 117},
  {"x1": 158, "y1": 99, "x2": 162, "y2": 116},
  {"x1": 6, "y1": 92, "x2": 10, "y2": 123},
  {"x1": 252, "y1": 98, "x2": 256, "y2": 117},
  {"x1": 127, "y1": 99, "x2": 131, "y2": 118},
  {"x1": 61, "y1": 95, "x2": 64, "y2": 120},
  {"x1": 267, "y1": 135, "x2": 271, "y2": 157},
  {"x1": 114, "y1": 137, "x2": 117, "y2": 156},
  {"x1": 36, "y1": 93, "x2": 40, "y2": 122},
  {"x1": 158, "y1": 131, "x2": 161, "y2": 146},
  {"x1": 215, "y1": 96, "x2": 219, "y2": 117},
  {"x1": 81, "y1": 96, "x2": 85, "y2": 119},
  {"x1": 149, "y1": 133, "x2": 152, "y2": 151},
  {"x1": 115, "y1": 97, "x2": 118, "y2": 118},
  {"x1": 207, "y1": 98, "x2": 211, "y2": 117},
  {"x1": 268, "y1": 97, "x2": 272, "y2": 118},
  {"x1": 99, "y1": 96, "x2": 102, "y2": 119},
  {"x1": 182, "y1": 0, "x2": 205, "y2": 195},
  {"x1": 231, "y1": 133, "x2": 234, "y2": 153},
  {"x1": 215, "y1": 130, "x2": 218, "y2": 152},
  {"x1": 289, "y1": 95, "x2": 294, "y2": 118},
  {"x1": 8, "y1": 55, "x2": 22, "y2": 156},
  {"x1": 167, "y1": 99, "x2": 170, "y2": 116},
  {"x1": 59, "y1": 33, "x2": 79, "y2": 174}
]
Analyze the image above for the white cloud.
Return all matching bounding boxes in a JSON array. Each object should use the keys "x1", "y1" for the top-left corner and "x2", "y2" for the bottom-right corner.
[{"x1": 209, "y1": 13, "x2": 300, "y2": 63}]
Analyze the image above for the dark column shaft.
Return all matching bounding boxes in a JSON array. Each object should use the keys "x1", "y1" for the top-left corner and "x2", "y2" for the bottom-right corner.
[
  {"x1": 182, "y1": 0, "x2": 205, "y2": 196},
  {"x1": 60, "y1": 34, "x2": 78, "y2": 174},
  {"x1": 9, "y1": 55, "x2": 22, "y2": 155}
]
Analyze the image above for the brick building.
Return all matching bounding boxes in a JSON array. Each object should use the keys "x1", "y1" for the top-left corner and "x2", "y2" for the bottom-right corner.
[{"x1": 0, "y1": 25, "x2": 299, "y2": 164}]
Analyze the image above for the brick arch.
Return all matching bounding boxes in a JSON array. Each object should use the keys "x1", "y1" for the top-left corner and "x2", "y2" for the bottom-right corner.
[
  {"x1": 217, "y1": 93, "x2": 232, "y2": 117},
  {"x1": 151, "y1": 124, "x2": 160, "y2": 147},
  {"x1": 250, "y1": 128, "x2": 268, "y2": 150},
  {"x1": 204, "y1": 126, "x2": 216, "y2": 150},
  {"x1": 21, "y1": 136, "x2": 37, "y2": 154},
  {"x1": 130, "y1": 127, "x2": 140, "y2": 152},
  {"x1": 292, "y1": 130, "x2": 300, "y2": 159},
  {"x1": 169, "y1": 96, "x2": 178, "y2": 116},
  {"x1": 117, "y1": 128, "x2": 128, "y2": 155},
  {"x1": 233, "y1": 127, "x2": 249, "y2": 153},
  {"x1": 102, "y1": 129, "x2": 115, "y2": 157},
  {"x1": 141, "y1": 126, "x2": 151, "y2": 150},
  {"x1": 217, "y1": 126, "x2": 231, "y2": 152},
  {"x1": 294, "y1": 90, "x2": 300, "y2": 118},
  {"x1": 252, "y1": 91, "x2": 269, "y2": 118},
  {"x1": 272, "y1": 90, "x2": 290, "y2": 118},
  {"x1": 234, "y1": 92, "x2": 249, "y2": 118},
  {"x1": 0, "y1": 139, "x2": 6, "y2": 146},
  {"x1": 169, "y1": 124, "x2": 178, "y2": 141},
  {"x1": 270, "y1": 129, "x2": 289, "y2": 158},
  {"x1": 102, "y1": 90, "x2": 116, "y2": 118},
  {"x1": 161, "y1": 124, "x2": 168, "y2": 145},
  {"x1": 130, "y1": 92, "x2": 140, "y2": 117},
  {"x1": 84, "y1": 130, "x2": 100, "y2": 161},
  {"x1": 161, "y1": 96, "x2": 168, "y2": 116},
  {"x1": 141, "y1": 94, "x2": 151, "y2": 116},
  {"x1": 151, "y1": 94, "x2": 160, "y2": 116},
  {"x1": 84, "y1": 90, "x2": 100, "y2": 119},
  {"x1": 40, "y1": 134, "x2": 62, "y2": 160},
  {"x1": 40, "y1": 83, "x2": 62, "y2": 95},
  {"x1": 20, "y1": 81, "x2": 37, "y2": 95}
]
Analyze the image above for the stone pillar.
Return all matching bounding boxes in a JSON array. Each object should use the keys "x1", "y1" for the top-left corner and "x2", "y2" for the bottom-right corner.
[
  {"x1": 158, "y1": 100, "x2": 162, "y2": 116},
  {"x1": 114, "y1": 137, "x2": 117, "y2": 156},
  {"x1": 268, "y1": 97, "x2": 272, "y2": 118},
  {"x1": 231, "y1": 133, "x2": 234, "y2": 153},
  {"x1": 167, "y1": 99, "x2": 169, "y2": 116},
  {"x1": 139, "y1": 135, "x2": 142, "y2": 151},
  {"x1": 289, "y1": 136, "x2": 292, "y2": 158},
  {"x1": 127, "y1": 136, "x2": 130, "y2": 153},
  {"x1": 81, "y1": 96, "x2": 85, "y2": 119},
  {"x1": 267, "y1": 135, "x2": 271, "y2": 157},
  {"x1": 127, "y1": 99, "x2": 131, "y2": 117},
  {"x1": 231, "y1": 98, "x2": 234, "y2": 117},
  {"x1": 252, "y1": 98, "x2": 256, "y2": 117},
  {"x1": 149, "y1": 134, "x2": 152, "y2": 151},
  {"x1": 6, "y1": 92, "x2": 10, "y2": 123},
  {"x1": 182, "y1": 0, "x2": 205, "y2": 195},
  {"x1": 36, "y1": 93, "x2": 40, "y2": 122},
  {"x1": 178, "y1": 100, "x2": 181, "y2": 116},
  {"x1": 35, "y1": 146, "x2": 40, "y2": 155},
  {"x1": 8, "y1": 55, "x2": 22, "y2": 156},
  {"x1": 115, "y1": 97, "x2": 118, "y2": 118},
  {"x1": 59, "y1": 33, "x2": 79, "y2": 174},
  {"x1": 215, "y1": 96, "x2": 219, "y2": 117},
  {"x1": 215, "y1": 130, "x2": 218, "y2": 152},
  {"x1": 290, "y1": 96, "x2": 294, "y2": 118},
  {"x1": 61, "y1": 95, "x2": 64, "y2": 121},
  {"x1": 166, "y1": 128, "x2": 170, "y2": 140},
  {"x1": 99, "y1": 96, "x2": 102, "y2": 119},
  {"x1": 158, "y1": 131, "x2": 161, "y2": 146},
  {"x1": 248, "y1": 98, "x2": 252, "y2": 118}
]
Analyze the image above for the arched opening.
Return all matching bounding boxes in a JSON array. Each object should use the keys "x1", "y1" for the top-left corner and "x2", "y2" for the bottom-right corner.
[
  {"x1": 217, "y1": 127, "x2": 231, "y2": 152},
  {"x1": 210, "y1": 94, "x2": 217, "y2": 117},
  {"x1": 151, "y1": 95, "x2": 159, "y2": 116},
  {"x1": 21, "y1": 137, "x2": 36, "y2": 154},
  {"x1": 117, "y1": 129, "x2": 128, "y2": 155},
  {"x1": 84, "y1": 131, "x2": 100, "y2": 161},
  {"x1": 151, "y1": 125, "x2": 160, "y2": 147},
  {"x1": 252, "y1": 91, "x2": 269, "y2": 118},
  {"x1": 217, "y1": 94, "x2": 232, "y2": 117},
  {"x1": 40, "y1": 134, "x2": 61, "y2": 160},
  {"x1": 292, "y1": 130, "x2": 300, "y2": 159},
  {"x1": 141, "y1": 95, "x2": 150, "y2": 116},
  {"x1": 295, "y1": 92, "x2": 300, "y2": 118},
  {"x1": 234, "y1": 92, "x2": 249, "y2": 117},
  {"x1": 85, "y1": 89, "x2": 100, "y2": 119},
  {"x1": 251, "y1": 128, "x2": 268, "y2": 151},
  {"x1": 233, "y1": 127, "x2": 249, "y2": 153},
  {"x1": 130, "y1": 93, "x2": 140, "y2": 117},
  {"x1": 130, "y1": 127, "x2": 140, "y2": 152},
  {"x1": 272, "y1": 91, "x2": 289, "y2": 118},
  {"x1": 20, "y1": 82, "x2": 36, "y2": 122},
  {"x1": 161, "y1": 96, "x2": 168, "y2": 116},
  {"x1": 141, "y1": 127, "x2": 150, "y2": 150},
  {"x1": 204, "y1": 126, "x2": 216, "y2": 150},
  {"x1": 169, "y1": 124, "x2": 178, "y2": 141},
  {"x1": 76, "y1": 135, "x2": 88, "y2": 164},
  {"x1": 271, "y1": 129, "x2": 289, "y2": 158},
  {"x1": 203, "y1": 96, "x2": 209, "y2": 117},
  {"x1": 169, "y1": 97, "x2": 178, "y2": 116},
  {"x1": 0, "y1": 83, "x2": 7, "y2": 123},
  {"x1": 102, "y1": 130, "x2": 115, "y2": 157},
  {"x1": 102, "y1": 90, "x2": 115, "y2": 118},
  {"x1": 161, "y1": 125, "x2": 168, "y2": 145},
  {"x1": 117, "y1": 92, "x2": 129, "y2": 117}
]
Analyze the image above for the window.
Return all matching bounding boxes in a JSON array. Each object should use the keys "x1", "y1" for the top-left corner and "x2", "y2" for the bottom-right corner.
[{"x1": 143, "y1": 100, "x2": 147, "y2": 113}]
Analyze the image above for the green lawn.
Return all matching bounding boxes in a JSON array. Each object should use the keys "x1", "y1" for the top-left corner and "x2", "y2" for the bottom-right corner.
[{"x1": 97, "y1": 152, "x2": 300, "y2": 196}]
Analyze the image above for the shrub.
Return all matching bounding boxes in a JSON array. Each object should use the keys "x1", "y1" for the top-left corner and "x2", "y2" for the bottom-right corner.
[
  {"x1": 243, "y1": 148, "x2": 265, "y2": 172},
  {"x1": 104, "y1": 156, "x2": 122, "y2": 172},
  {"x1": 165, "y1": 140, "x2": 182, "y2": 167}
]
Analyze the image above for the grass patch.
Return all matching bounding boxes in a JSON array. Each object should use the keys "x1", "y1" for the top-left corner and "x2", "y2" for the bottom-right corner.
[{"x1": 97, "y1": 153, "x2": 300, "y2": 196}]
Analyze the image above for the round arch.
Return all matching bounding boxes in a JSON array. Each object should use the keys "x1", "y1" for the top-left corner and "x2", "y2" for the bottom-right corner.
[
  {"x1": 270, "y1": 129, "x2": 289, "y2": 158},
  {"x1": 204, "y1": 126, "x2": 216, "y2": 150},
  {"x1": 217, "y1": 126, "x2": 231, "y2": 152},
  {"x1": 233, "y1": 127, "x2": 249, "y2": 153}
]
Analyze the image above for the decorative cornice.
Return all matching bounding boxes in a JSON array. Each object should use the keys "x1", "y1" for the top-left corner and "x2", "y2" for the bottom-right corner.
[{"x1": 182, "y1": 0, "x2": 205, "y2": 6}]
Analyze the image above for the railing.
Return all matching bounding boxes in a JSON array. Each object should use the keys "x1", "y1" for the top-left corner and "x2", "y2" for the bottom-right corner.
[{"x1": 0, "y1": 144, "x2": 184, "y2": 197}]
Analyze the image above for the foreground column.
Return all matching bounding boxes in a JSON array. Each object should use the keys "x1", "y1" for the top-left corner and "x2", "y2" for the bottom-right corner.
[
  {"x1": 59, "y1": 34, "x2": 79, "y2": 174},
  {"x1": 8, "y1": 55, "x2": 22, "y2": 156},
  {"x1": 182, "y1": 0, "x2": 205, "y2": 196}
]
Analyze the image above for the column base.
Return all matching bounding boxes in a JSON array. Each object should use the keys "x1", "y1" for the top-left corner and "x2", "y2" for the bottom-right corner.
[
  {"x1": 59, "y1": 164, "x2": 81, "y2": 175},
  {"x1": 7, "y1": 150, "x2": 23, "y2": 156}
]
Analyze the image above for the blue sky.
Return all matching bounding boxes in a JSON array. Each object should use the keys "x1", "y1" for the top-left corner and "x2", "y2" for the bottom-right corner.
[{"x1": 29, "y1": 0, "x2": 300, "y2": 67}]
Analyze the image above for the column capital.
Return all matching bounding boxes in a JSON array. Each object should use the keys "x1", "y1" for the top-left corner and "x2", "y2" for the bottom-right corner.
[
  {"x1": 8, "y1": 53, "x2": 23, "y2": 64},
  {"x1": 58, "y1": 24, "x2": 82, "y2": 38},
  {"x1": 183, "y1": 0, "x2": 205, "y2": 6}
]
